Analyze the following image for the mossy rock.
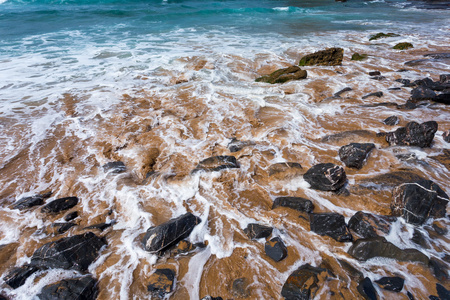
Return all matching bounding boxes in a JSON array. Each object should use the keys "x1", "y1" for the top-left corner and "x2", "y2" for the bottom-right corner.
[
  {"x1": 255, "y1": 65, "x2": 307, "y2": 84},
  {"x1": 299, "y1": 48, "x2": 344, "y2": 66},
  {"x1": 369, "y1": 32, "x2": 399, "y2": 41},
  {"x1": 393, "y1": 42, "x2": 413, "y2": 50},
  {"x1": 351, "y1": 53, "x2": 368, "y2": 61}
]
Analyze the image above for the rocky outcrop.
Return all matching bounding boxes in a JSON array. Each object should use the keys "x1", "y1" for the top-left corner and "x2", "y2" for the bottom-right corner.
[
  {"x1": 41, "y1": 197, "x2": 79, "y2": 214},
  {"x1": 4, "y1": 264, "x2": 40, "y2": 289},
  {"x1": 339, "y1": 143, "x2": 375, "y2": 169},
  {"x1": 265, "y1": 237, "x2": 287, "y2": 262},
  {"x1": 369, "y1": 32, "x2": 399, "y2": 41},
  {"x1": 298, "y1": 48, "x2": 344, "y2": 66},
  {"x1": 393, "y1": 42, "x2": 413, "y2": 50},
  {"x1": 192, "y1": 156, "x2": 239, "y2": 173},
  {"x1": 243, "y1": 223, "x2": 273, "y2": 240},
  {"x1": 303, "y1": 163, "x2": 347, "y2": 191},
  {"x1": 102, "y1": 161, "x2": 126, "y2": 173},
  {"x1": 147, "y1": 268, "x2": 175, "y2": 299},
  {"x1": 374, "y1": 276, "x2": 404, "y2": 292},
  {"x1": 357, "y1": 277, "x2": 378, "y2": 300},
  {"x1": 348, "y1": 211, "x2": 395, "y2": 238},
  {"x1": 13, "y1": 192, "x2": 51, "y2": 210},
  {"x1": 255, "y1": 66, "x2": 307, "y2": 84},
  {"x1": 281, "y1": 264, "x2": 332, "y2": 300},
  {"x1": 38, "y1": 276, "x2": 98, "y2": 300},
  {"x1": 309, "y1": 213, "x2": 353, "y2": 242},
  {"x1": 385, "y1": 121, "x2": 438, "y2": 147},
  {"x1": 272, "y1": 197, "x2": 314, "y2": 213},
  {"x1": 142, "y1": 213, "x2": 201, "y2": 253}
]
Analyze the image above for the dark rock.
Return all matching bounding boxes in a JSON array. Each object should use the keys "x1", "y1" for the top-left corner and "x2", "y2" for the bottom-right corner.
[
  {"x1": 4, "y1": 264, "x2": 40, "y2": 289},
  {"x1": 407, "y1": 291, "x2": 415, "y2": 300},
  {"x1": 424, "y1": 53, "x2": 450, "y2": 59},
  {"x1": 362, "y1": 91, "x2": 383, "y2": 99},
  {"x1": 334, "y1": 87, "x2": 352, "y2": 97},
  {"x1": 147, "y1": 269, "x2": 175, "y2": 299},
  {"x1": 102, "y1": 161, "x2": 126, "y2": 173},
  {"x1": 303, "y1": 163, "x2": 347, "y2": 191},
  {"x1": 369, "y1": 71, "x2": 381, "y2": 76},
  {"x1": 281, "y1": 264, "x2": 332, "y2": 300},
  {"x1": 272, "y1": 197, "x2": 314, "y2": 213},
  {"x1": 243, "y1": 223, "x2": 273, "y2": 240},
  {"x1": 397, "y1": 69, "x2": 409, "y2": 72},
  {"x1": 351, "y1": 53, "x2": 367, "y2": 61},
  {"x1": 359, "y1": 171, "x2": 425, "y2": 189},
  {"x1": 265, "y1": 237, "x2": 287, "y2": 262},
  {"x1": 227, "y1": 138, "x2": 254, "y2": 152},
  {"x1": 338, "y1": 143, "x2": 375, "y2": 169},
  {"x1": 429, "y1": 296, "x2": 440, "y2": 300},
  {"x1": 434, "y1": 93, "x2": 450, "y2": 104},
  {"x1": 348, "y1": 236, "x2": 429, "y2": 264},
  {"x1": 397, "y1": 100, "x2": 419, "y2": 110},
  {"x1": 256, "y1": 66, "x2": 307, "y2": 84},
  {"x1": 385, "y1": 121, "x2": 438, "y2": 148},
  {"x1": 201, "y1": 297, "x2": 223, "y2": 300},
  {"x1": 310, "y1": 213, "x2": 352, "y2": 242},
  {"x1": 299, "y1": 48, "x2": 344, "y2": 66},
  {"x1": 30, "y1": 232, "x2": 106, "y2": 271},
  {"x1": 52, "y1": 222, "x2": 76, "y2": 234},
  {"x1": 383, "y1": 115, "x2": 399, "y2": 126},
  {"x1": 411, "y1": 228, "x2": 429, "y2": 248},
  {"x1": 374, "y1": 276, "x2": 404, "y2": 292},
  {"x1": 268, "y1": 162, "x2": 303, "y2": 180},
  {"x1": 396, "y1": 78, "x2": 413, "y2": 86},
  {"x1": 85, "y1": 220, "x2": 116, "y2": 231},
  {"x1": 41, "y1": 197, "x2": 79, "y2": 214},
  {"x1": 142, "y1": 212, "x2": 201, "y2": 253},
  {"x1": 64, "y1": 211, "x2": 78, "y2": 221},
  {"x1": 37, "y1": 276, "x2": 98, "y2": 300},
  {"x1": 348, "y1": 211, "x2": 395, "y2": 238},
  {"x1": 371, "y1": 76, "x2": 386, "y2": 81},
  {"x1": 393, "y1": 42, "x2": 413, "y2": 50},
  {"x1": 440, "y1": 74, "x2": 450, "y2": 83},
  {"x1": 388, "y1": 87, "x2": 402, "y2": 91},
  {"x1": 444, "y1": 131, "x2": 450, "y2": 143},
  {"x1": 437, "y1": 283, "x2": 450, "y2": 300},
  {"x1": 369, "y1": 32, "x2": 399, "y2": 41},
  {"x1": 429, "y1": 259, "x2": 449, "y2": 281},
  {"x1": 232, "y1": 278, "x2": 250, "y2": 298},
  {"x1": 392, "y1": 179, "x2": 448, "y2": 225},
  {"x1": 13, "y1": 192, "x2": 51, "y2": 210},
  {"x1": 337, "y1": 259, "x2": 364, "y2": 281},
  {"x1": 192, "y1": 156, "x2": 239, "y2": 173},
  {"x1": 411, "y1": 86, "x2": 437, "y2": 101},
  {"x1": 357, "y1": 277, "x2": 378, "y2": 300},
  {"x1": 432, "y1": 221, "x2": 448, "y2": 235}
]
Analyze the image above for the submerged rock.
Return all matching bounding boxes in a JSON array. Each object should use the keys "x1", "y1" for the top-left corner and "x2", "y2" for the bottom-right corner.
[
  {"x1": 13, "y1": 192, "x2": 51, "y2": 210},
  {"x1": 385, "y1": 121, "x2": 438, "y2": 148},
  {"x1": 309, "y1": 213, "x2": 352, "y2": 242},
  {"x1": 64, "y1": 211, "x2": 79, "y2": 221},
  {"x1": 281, "y1": 264, "x2": 332, "y2": 300},
  {"x1": 303, "y1": 163, "x2": 347, "y2": 191},
  {"x1": 351, "y1": 53, "x2": 367, "y2": 61},
  {"x1": 298, "y1": 48, "x2": 344, "y2": 66},
  {"x1": 142, "y1": 212, "x2": 201, "y2": 253},
  {"x1": 201, "y1": 297, "x2": 223, "y2": 300},
  {"x1": 374, "y1": 276, "x2": 404, "y2": 292},
  {"x1": 265, "y1": 237, "x2": 287, "y2": 262},
  {"x1": 192, "y1": 156, "x2": 239, "y2": 173},
  {"x1": 383, "y1": 115, "x2": 399, "y2": 126},
  {"x1": 38, "y1": 276, "x2": 98, "y2": 300},
  {"x1": 102, "y1": 161, "x2": 126, "y2": 173},
  {"x1": 362, "y1": 91, "x2": 383, "y2": 99},
  {"x1": 357, "y1": 277, "x2": 378, "y2": 300},
  {"x1": 410, "y1": 86, "x2": 437, "y2": 101},
  {"x1": 243, "y1": 223, "x2": 273, "y2": 240},
  {"x1": 348, "y1": 211, "x2": 395, "y2": 238},
  {"x1": 52, "y1": 222, "x2": 76, "y2": 234},
  {"x1": 393, "y1": 42, "x2": 413, "y2": 50},
  {"x1": 255, "y1": 65, "x2": 307, "y2": 84},
  {"x1": 369, "y1": 32, "x2": 399, "y2": 41},
  {"x1": 147, "y1": 268, "x2": 175, "y2": 299},
  {"x1": 411, "y1": 228, "x2": 429, "y2": 248},
  {"x1": 429, "y1": 258, "x2": 449, "y2": 281},
  {"x1": 338, "y1": 143, "x2": 375, "y2": 169},
  {"x1": 272, "y1": 197, "x2": 314, "y2": 213},
  {"x1": 41, "y1": 197, "x2": 79, "y2": 214},
  {"x1": 4, "y1": 264, "x2": 40, "y2": 289}
]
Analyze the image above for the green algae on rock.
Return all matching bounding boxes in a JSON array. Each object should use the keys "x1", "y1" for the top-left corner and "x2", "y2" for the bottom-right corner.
[
  {"x1": 255, "y1": 65, "x2": 307, "y2": 84},
  {"x1": 393, "y1": 42, "x2": 413, "y2": 50},
  {"x1": 369, "y1": 32, "x2": 399, "y2": 41},
  {"x1": 351, "y1": 53, "x2": 368, "y2": 61},
  {"x1": 298, "y1": 47, "x2": 344, "y2": 66}
]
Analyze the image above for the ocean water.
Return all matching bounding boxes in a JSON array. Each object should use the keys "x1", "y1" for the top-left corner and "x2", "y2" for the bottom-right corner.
[{"x1": 0, "y1": 0, "x2": 449, "y2": 299}]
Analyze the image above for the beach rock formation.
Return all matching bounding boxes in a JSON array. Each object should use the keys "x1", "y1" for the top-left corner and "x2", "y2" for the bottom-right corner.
[
  {"x1": 299, "y1": 47, "x2": 344, "y2": 66},
  {"x1": 243, "y1": 223, "x2": 273, "y2": 240},
  {"x1": 303, "y1": 163, "x2": 347, "y2": 191},
  {"x1": 309, "y1": 213, "x2": 353, "y2": 242},
  {"x1": 385, "y1": 121, "x2": 438, "y2": 147},
  {"x1": 272, "y1": 197, "x2": 314, "y2": 213},
  {"x1": 147, "y1": 268, "x2": 175, "y2": 299},
  {"x1": 255, "y1": 66, "x2": 307, "y2": 84},
  {"x1": 41, "y1": 197, "x2": 79, "y2": 214},
  {"x1": 37, "y1": 276, "x2": 98, "y2": 300},
  {"x1": 339, "y1": 143, "x2": 375, "y2": 169}
]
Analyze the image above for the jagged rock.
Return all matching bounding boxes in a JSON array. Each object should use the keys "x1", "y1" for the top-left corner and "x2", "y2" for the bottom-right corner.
[
  {"x1": 369, "y1": 32, "x2": 399, "y2": 41},
  {"x1": 281, "y1": 264, "x2": 332, "y2": 299},
  {"x1": 303, "y1": 163, "x2": 347, "y2": 191},
  {"x1": 268, "y1": 162, "x2": 303, "y2": 180},
  {"x1": 243, "y1": 223, "x2": 273, "y2": 240},
  {"x1": 41, "y1": 197, "x2": 79, "y2": 214},
  {"x1": 411, "y1": 86, "x2": 437, "y2": 101},
  {"x1": 339, "y1": 143, "x2": 375, "y2": 169},
  {"x1": 348, "y1": 211, "x2": 396, "y2": 238},
  {"x1": 142, "y1": 213, "x2": 201, "y2": 253},
  {"x1": 31, "y1": 232, "x2": 106, "y2": 271},
  {"x1": 102, "y1": 161, "x2": 126, "y2": 173},
  {"x1": 232, "y1": 278, "x2": 250, "y2": 298},
  {"x1": 52, "y1": 222, "x2": 76, "y2": 234},
  {"x1": 147, "y1": 269, "x2": 175, "y2": 299},
  {"x1": 444, "y1": 131, "x2": 450, "y2": 143},
  {"x1": 334, "y1": 87, "x2": 352, "y2": 97},
  {"x1": 393, "y1": 42, "x2": 413, "y2": 50},
  {"x1": 351, "y1": 53, "x2": 367, "y2": 61},
  {"x1": 192, "y1": 156, "x2": 239, "y2": 173},
  {"x1": 391, "y1": 179, "x2": 448, "y2": 225},
  {"x1": 265, "y1": 237, "x2": 287, "y2": 262},
  {"x1": 64, "y1": 211, "x2": 78, "y2": 221},
  {"x1": 37, "y1": 276, "x2": 98, "y2": 300},
  {"x1": 362, "y1": 91, "x2": 383, "y2": 99},
  {"x1": 4, "y1": 264, "x2": 40, "y2": 289},
  {"x1": 298, "y1": 48, "x2": 344, "y2": 66},
  {"x1": 227, "y1": 138, "x2": 254, "y2": 152},
  {"x1": 348, "y1": 236, "x2": 429, "y2": 264},
  {"x1": 255, "y1": 66, "x2": 307, "y2": 84},
  {"x1": 383, "y1": 115, "x2": 399, "y2": 126},
  {"x1": 437, "y1": 283, "x2": 450, "y2": 299},
  {"x1": 375, "y1": 276, "x2": 404, "y2": 292},
  {"x1": 385, "y1": 121, "x2": 438, "y2": 148},
  {"x1": 272, "y1": 197, "x2": 314, "y2": 213},
  {"x1": 310, "y1": 213, "x2": 352, "y2": 242},
  {"x1": 13, "y1": 192, "x2": 51, "y2": 210},
  {"x1": 357, "y1": 277, "x2": 378, "y2": 300}
]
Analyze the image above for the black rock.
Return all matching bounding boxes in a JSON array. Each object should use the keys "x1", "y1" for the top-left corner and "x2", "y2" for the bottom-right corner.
[
  {"x1": 13, "y1": 194, "x2": 47, "y2": 210},
  {"x1": 37, "y1": 276, "x2": 98, "y2": 300},
  {"x1": 369, "y1": 71, "x2": 381, "y2": 76},
  {"x1": 383, "y1": 115, "x2": 399, "y2": 126},
  {"x1": 281, "y1": 264, "x2": 331, "y2": 300},
  {"x1": 102, "y1": 161, "x2": 126, "y2": 173},
  {"x1": 147, "y1": 268, "x2": 175, "y2": 299},
  {"x1": 339, "y1": 143, "x2": 375, "y2": 169},
  {"x1": 192, "y1": 156, "x2": 239, "y2": 173},
  {"x1": 374, "y1": 276, "x2": 404, "y2": 292},
  {"x1": 243, "y1": 223, "x2": 273, "y2": 240},
  {"x1": 357, "y1": 277, "x2": 378, "y2": 300},
  {"x1": 395, "y1": 78, "x2": 414, "y2": 87},
  {"x1": 392, "y1": 179, "x2": 448, "y2": 225},
  {"x1": 227, "y1": 138, "x2": 254, "y2": 152},
  {"x1": 303, "y1": 163, "x2": 347, "y2": 191},
  {"x1": 85, "y1": 220, "x2": 116, "y2": 231},
  {"x1": 272, "y1": 197, "x2": 314, "y2": 213},
  {"x1": 41, "y1": 197, "x2": 79, "y2": 214},
  {"x1": 52, "y1": 222, "x2": 76, "y2": 234},
  {"x1": 64, "y1": 211, "x2": 79, "y2": 221},
  {"x1": 385, "y1": 121, "x2": 438, "y2": 148},
  {"x1": 255, "y1": 66, "x2": 307, "y2": 84},
  {"x1": 334, "y1": 87, "x2": 352, "y2": 97},
  {"x1": 434, "y1": 93, "x2": 450, "y2": 105},
  {"x1": 30, "y1": 232, "x2": 106, "y2": 271},
  {"x1": 348, "y1": 236, "x2": 429, "y2": 264},
  {"x1": 440, "y1": 74, "x2": 450, "y2": 83},
  {"x1": 411, "y1": 228, "x2": 429, "y2": 248},
  {"x1": 310, "y1": 213, "x2": 353, "y2": 242},
  {"x1": 362, "y1": 91, "x2": 383, "y2": 99},
  {"x1": 397, "y1": 100, "x2": 419, "y2": 110},
  {"x1": 407, "y1": 291, "x2": 415, "y2": 300},
  {"x1": 437, "y1": 283, "x2": 450, "y2": 300},
  {"x1": 3, "y1": 264, "x2": 40, "y2": 289},
  {"x1": 371, "y1": 76, "x2": 386, "y2": 81},
  {"x1": 411, "y1": 86, "x2": 437, "y2": 101},
  {"x1": 348, "y1": 211, "x2": 395, "y2": 238},
  {"x1": 142, "y1": 212, "x2": 201, "y2": 253},
  {"x1": 201, "y1": 297, "x2": 223, "y2": 300},
  {"x1": 429, "y1": 259, "x2": 449, "y2": 281},
  {"x1": 444, "y1": 130, "x2": 450, "y2": 143},
  {"x1": 265, "y1": 237, "x2": 287, "y2": 262}
]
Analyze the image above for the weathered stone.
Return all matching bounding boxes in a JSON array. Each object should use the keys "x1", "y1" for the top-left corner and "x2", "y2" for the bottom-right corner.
[
  {"x1": 348, "y1": 211, "x2": 395, "y2": 238},
  {"x1": 281, "y1": 264, "x2": 332, "y2": 300},
  {"x1": 265, "y1": 237, "x2": 287, "y2": 262},
  {"x1": 411, "y1": 86, "x2": 437, "y2": 101},
  {"x1": 357, "y1": 277, "x2": 378, "y2": 300},
  {"x1": 64, "y1": 211, "x2": 78, "y2": 221},
  {"x1": 13, "y1": 192, "x2": 51, "y2": 210},
  {"x1": 268, "y1": 162, "x2": 303, "y2": 180},
  {"x1": 348, "y1": 236, "x2": 429, "y2": 264},
  {"x1": 142, "y1": 213, "x2": 201, "y2": 253},
  {"x1": 334, "y1": 87, "x2": 352, "y2": 97},
  {"x1": 102, "y1": 161, "x2": 126, "y2": 173},
  {"x1": 375, "y1": 276, "x2": 404, "y2": 292},
  {"x1": 383, "y1": 115, "x2": 399, "y2": 126},
  {"x1": 272, "y1": 197, "x2": 314, "y2": 213},
  {"x1": 303, "y1": 163, "x2": 347, "y2": 191},
  {"x1": 31, "y1": 232, "x2": 106, "y2": 271},
  {"x1": 321, "y1": 130, "x2": 378, "y2": 145},
  {"x1": 310, "y1": 213, "x2": 352, "y2": 242},
  {"x1": 298, "y1": 48, "x2": 344, "y2": 66},
  {"x1": 232, "y1": 278, "x2": 250, "y2": 298},
  {"x1": 192, "y1": 156, "x2": 239, "y2": 173},
  {"x1": 4, "y1": 264, "x2": 40, "y2": 289},
  {"x1": 393, "y1": 42, "x2": 413, "y2": 50},
  {"x1": 38, "y1": 276, "x2": 98, "y2": 300},
  {"x1": 243, "y1": 223, "x2": 273, "y2": 240},
  {"x1": 385, "y1": 121, "x2": 438, "y2": 148},
  {"x1": 359, "y1": 171, "x2": 424, "y2": 189},
  {"x1": 351, "y1": 53, "x2": 367, "y2": 61},
  {"x1": 339, "y1": 143, "x2": 375, "y2": 169},
  {"x1": 41, "y1": 197, "x2": 79, "y2": 214},
  {"x1": 369, "y1": 32, "x2": 399, "y2": 41},
  {"x1": 256, "y1": 66, "x2": 307, "y2": 84},
  {"x1": 362, "y1": 91, "x2": 383, "y2": 99},
  {"x1": 227, "y1": 138, "x2": 254, "y2": 152},
  {"x1": 147, "y1": 269, "x2": 175, "y2": 299}
]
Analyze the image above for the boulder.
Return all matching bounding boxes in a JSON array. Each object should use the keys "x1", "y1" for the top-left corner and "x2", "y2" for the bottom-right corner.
[
  {"x1": 272, "y1": 197, "x2": 314, "y2": 213},
  {"x1": 391, "y1": 179, "x2": 448, "y2": 225},
  {"x1": 281, "y1": 264, "x2": 332, "y2": 300},
  {"x1": 102, "y1": 161, "x2": 126, "y2": 173},
  {"x1": 37, "y1": 276, "x2": 98, "y2": 300},
  {"x1": 227, "y1": 138, "x2": 254, "y2": 152},
  {"x1": 385, "y1": 121, "x2": 438, "y2": 148},
  {"x1": 393, "y1": 43, "x2": 413, "y2": 50},
  {"x1": 362, "y1": 91, "x2": 383, "y2": 99},
  {"x1": 339, "y1": 143, "x2": 375, "y2": 169},
  {"x1": 410, "y1": 86, "x2": 437, "y2": 101},
  {"x1": 41, "y1": 197, "x2": 79, "y2": 214},
  {"x1": 374, "y1": 276, "x2": 404, "y2": 292},
  {"x1": 351, "y1": 53, "x2": 367, "y2": 61},
  {"x1": 243, "y1": 223, "x2": 273, "y2": 240},
  {"x1": 255, "y1": 66, "x2": 307, "y2": 84},
  {"x1": 3, "y1": 264, "x2": 40, "y2": 289},
  {"x1": 13, "y1": 192, "x2": 51, "y2": 210},
  {"x1": 357, "y1": 277, "x2": 378, "y2": 300},
  {"x1": 348, "y1": 236, "x2": 429, "y2": 264},
  {"x1": 298, "y1": 48, "x2": 344, "y2": 66},
  {"x1": 309, "y1": 213, "x2": 353, "y2": 242},
  {"x1": 142, "y1": 213, "x2": 201, "y2": 253},
  {"x1": 192, "y1": 156, "x2": 239, "y2": 173},
  {"x1": 369, "y1": 32, "x2": 399, "y2": 41},
  {"x1": 383, "y1": 115, "x2": 399, "y2": 126},
  {"x1": 265, "y1": 237, "x2": 287, "y2": 262},
  {"x1": 147, "y1": 268, "x2": 175, "y2": 299},
  {"x1": 31, "y1": 232, "x2": 106, "y2": 271},
  {"x1": 303, "y1": 163, "x2": 347, "y2": 192},
  {"x1": 348, "y1": 211, "x2": 396, "y2": 238}
]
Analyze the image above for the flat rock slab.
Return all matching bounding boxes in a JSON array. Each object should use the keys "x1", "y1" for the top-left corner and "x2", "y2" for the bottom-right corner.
[
  {"x1": 299, "y1": 48, "x2": 344, "y2": 66},
  {"x1": 385, "y1": 121, "x2": 438, "y2": 148},
  {"x1": 339, "y1": 143, "x2": 375, "y2": 169},
  {"x1": 243, "y1": 223, "x2": 273, "y2": 240},
  {"x1": 265, "y1": 237, "x2": 287, "y2": 262},
  {"x1": 281, "y1": 264, "x2": 332, "y2": 300},
  {"x1": 41, "y1": 197, "x2": 79, "y2": 214},
  {"x1": 374, "y1": 276, "x2": 404, "y2": 292},
  {"x1": 272, "y1": 197, "x2": 314, "y2": 213},
  {"x1": 310, "y1": 213, "x2": 352, "y2": 242},
  {"x1": 348, "y1": 211, "x2": 396, "y2": 238},
  {"x1": 38, "y1": 276, "x2": 98, "y2": 300},
  {"x1": 255, "y1": 66, "x2": 307, "y2": 84},
  {"x1": 303, "y1": 163, "x2": 347, "y2": 191},
  {"x1": 147, "y1": 268, "x2": 175, "y2": 299},
  {"x1": 192, "y1": 156, "x2": 239, "y2": 173}
]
